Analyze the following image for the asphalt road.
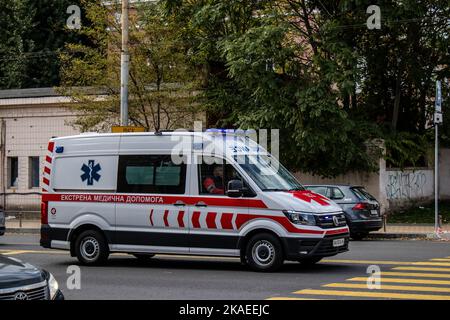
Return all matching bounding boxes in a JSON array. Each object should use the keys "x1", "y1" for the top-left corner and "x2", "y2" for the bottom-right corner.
[{"x1": 1, "y1": 234, "x2": 450, "y2": 300}]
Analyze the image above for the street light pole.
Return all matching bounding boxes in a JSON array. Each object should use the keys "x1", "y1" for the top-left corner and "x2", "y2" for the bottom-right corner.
[
  {"x1": 120, "y1": 0, "x2": 129, "y2": 126},
  {"x1": 434, "y1": 80, "x2": 443, "y2": 234},
  {"x1": 435, "y1": 117, "x2": 439, "y2": 233}
]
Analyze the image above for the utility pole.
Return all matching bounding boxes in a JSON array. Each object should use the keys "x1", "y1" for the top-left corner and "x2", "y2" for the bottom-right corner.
[
  {"x1": 434, "y1": 80, "x2": 443, "y2": 234},
  {"x1": 120, "y1": 0, "x2": 129, "y2": 126}
]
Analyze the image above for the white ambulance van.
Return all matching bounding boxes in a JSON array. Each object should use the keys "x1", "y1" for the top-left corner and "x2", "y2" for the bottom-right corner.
[{"x1": 40, "y1": 130, "x2": 349, "y2": 271}]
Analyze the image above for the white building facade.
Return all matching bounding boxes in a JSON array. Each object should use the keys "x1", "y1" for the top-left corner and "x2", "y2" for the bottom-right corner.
[{"x1": 0, "y1": 88, "x2": 80, "y2": 212}]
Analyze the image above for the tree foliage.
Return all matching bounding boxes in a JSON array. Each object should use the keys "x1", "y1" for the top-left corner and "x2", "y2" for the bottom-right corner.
[
  {"x1": 60, "y1": 0, "x2": 202, "y2": 132},
  {"x1": 163, "y1": 0, "x2": 450, "y2": 176},
  {"x1": 0, "y1": 0, "x2": 83, "y2": 89}
]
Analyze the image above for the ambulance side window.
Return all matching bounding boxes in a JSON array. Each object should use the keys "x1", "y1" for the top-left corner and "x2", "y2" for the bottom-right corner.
[
  {"x1": 117, "y1": 155, "x2": 186, "y2": 194},
  {"x1": 198, "y1": 157, "x2": 254, "y2": 196}
]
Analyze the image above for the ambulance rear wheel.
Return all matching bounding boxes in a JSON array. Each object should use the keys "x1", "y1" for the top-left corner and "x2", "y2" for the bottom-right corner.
[
  {"x1": 75, "y1": 230, "x2": 109, "y2": 265},
  {"x1": 245, "y1": 233, "x2": 283, "y2": 272}
]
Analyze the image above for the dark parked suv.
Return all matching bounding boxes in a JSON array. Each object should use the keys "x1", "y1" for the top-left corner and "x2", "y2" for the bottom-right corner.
[
  {"x1": 0, "y1": 254, "x2": 64, "y2": 300},
  {"x1": 304, "y1": 185, "x2": 382, "y2": 240}
]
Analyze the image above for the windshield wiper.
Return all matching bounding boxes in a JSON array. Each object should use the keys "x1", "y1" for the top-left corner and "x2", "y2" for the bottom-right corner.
[
  {"x1": 289, "y1": 187, "x2": 305, "y2": 191},
  {"x1": 261, "y1": 188, "x2": 288, "y2": 192}
]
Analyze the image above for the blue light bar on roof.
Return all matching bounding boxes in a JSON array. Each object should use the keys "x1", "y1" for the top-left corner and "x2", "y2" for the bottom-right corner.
[{"x1": 205, "y1": 128, "x2": 256, "y2": 136}]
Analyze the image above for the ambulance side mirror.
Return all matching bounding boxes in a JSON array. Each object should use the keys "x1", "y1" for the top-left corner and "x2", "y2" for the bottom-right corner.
[{"x1": 226, "y1": 180, "x2": 243, "y2": 198}]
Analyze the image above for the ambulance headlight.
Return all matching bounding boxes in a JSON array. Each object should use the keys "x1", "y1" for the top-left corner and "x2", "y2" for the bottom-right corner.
[{"x1": 283, "y1": 210, "x2": 316, "y2": 226}]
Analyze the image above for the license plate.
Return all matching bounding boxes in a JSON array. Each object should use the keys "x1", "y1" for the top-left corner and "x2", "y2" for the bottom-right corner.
[
  {"x1": 333, "y1": 238, "x2": 345, "y2": 247},
  {"x1": 370, "y1": 210, "x2": 379, "y2": 216}
]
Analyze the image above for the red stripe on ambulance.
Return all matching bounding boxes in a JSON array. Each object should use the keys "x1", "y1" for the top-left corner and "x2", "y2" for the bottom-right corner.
[
  {"x1": 163, "y1": 210, "x2": 169, "y2": 227},
  {"x1": 149, "y1": 209, "x2": 154, "y2": 226},
  {"x1": 220, "y1": 213, "x2": 233, "y2": 230},
  {"x1": 192, "y1": 211, "x2": 201, "y2": 228},
  {"x1": 206, "y1": 212, "x2": 217, "y2": 229},
  {"x1": 47, "y1": 142, "x2": 55, "y2": 152},
  {"x1": 177, "y1": 211, "x2": 185, "y2": 228},
  {"x1": 41, "y1": 193, "x2": 267, "y2": 209}
]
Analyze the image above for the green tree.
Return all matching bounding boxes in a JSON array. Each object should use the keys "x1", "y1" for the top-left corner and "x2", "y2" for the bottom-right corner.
[
  {"x1": 0, "y1": 0, "x2": 33, "y2": 88},
  {"x1": 0, "y1": 0, "x2": 84, "y2": 89},
  {"x1": 164, "y1": 0, "x2": 450, "y2": 176},
  {"x1": 60, "y1": 0, "x2": 201, "y2": 132}
]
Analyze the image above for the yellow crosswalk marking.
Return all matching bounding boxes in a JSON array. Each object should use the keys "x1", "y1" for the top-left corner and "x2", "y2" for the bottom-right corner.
[
  {"x1": 348, "y1": 277, "x2": 450, "y2": 286},
  {"x1": 322, "y1": 259, "x2": 415, "y2": 265},
  {"x1": 430, "y1": 259, "x2": 450, "y2": 262},
  {"x1": 0, "y1": 249, "x2": 66, "y2": 255},
  {"x1": 294, "y1": 289, "x2": 450, "y2": 300},
  {"x1": 324, "y1": 282, "x2": 450, "y2": 293},
  {"x1": 0, "y1": 250, "x2": 29, "y2": 255},
  {"x1": 393, "y1": 266, "x2": 450, "y2": 272},
  {"x1": 378, "y1": 271, "x2": 450, "y2": 278},
  {"x1": 323, "y1": 259, "x2": 450, "y2": 267}
]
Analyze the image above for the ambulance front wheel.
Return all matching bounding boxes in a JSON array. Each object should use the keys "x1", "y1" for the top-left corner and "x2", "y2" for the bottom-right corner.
[
  {"x1": 74, "y1": 230, "x2": 109, "y2": 265},
  {"x1": 245, "y1": 233, "x2": 284, "y2": 272}
]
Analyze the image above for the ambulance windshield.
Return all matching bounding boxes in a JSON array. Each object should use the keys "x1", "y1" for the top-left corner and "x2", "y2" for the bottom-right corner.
[{"x1": 234, "y1": 155, "x2": 304, "y2": 192}]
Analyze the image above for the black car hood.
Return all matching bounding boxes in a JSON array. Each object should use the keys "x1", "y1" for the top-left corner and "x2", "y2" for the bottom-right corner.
[{"x1": 0, "y1": 255, "x2": 46, "y2": 289}]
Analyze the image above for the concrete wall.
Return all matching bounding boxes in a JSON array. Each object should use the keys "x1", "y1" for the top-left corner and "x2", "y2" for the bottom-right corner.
[
  {"x1": 439, "y1": 148, "x2": 450, "y2": 200},
  {"x1": 295, "y1": 149, "x2": 450, "y2": 213},
  {"x1": 384, "y1": 169, "x2": 434, "y2": 208}
]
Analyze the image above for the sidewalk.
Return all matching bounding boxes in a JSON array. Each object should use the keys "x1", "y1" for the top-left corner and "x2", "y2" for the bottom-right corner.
[
  {"x1": 369, "y1": 223, "x2": 450, "y2": 240},
  {"x1": 4, "y1": 219, "x2": 450, "y2": 239}
]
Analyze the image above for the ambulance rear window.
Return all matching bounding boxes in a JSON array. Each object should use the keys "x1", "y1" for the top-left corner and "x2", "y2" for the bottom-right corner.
[{"x1": 117, "y1": 155, "x2": 186, "y2": 194}]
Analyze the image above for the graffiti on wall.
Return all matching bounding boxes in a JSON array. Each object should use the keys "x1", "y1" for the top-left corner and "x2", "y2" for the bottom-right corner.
[{"x1": 385, "y1": 171, "x2": 429, "y2": 200}]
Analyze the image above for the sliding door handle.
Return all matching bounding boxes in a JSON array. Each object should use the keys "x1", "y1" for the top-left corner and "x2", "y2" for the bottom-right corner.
[{"x1": 194, "y1": 201, "x2": 207, "y2": 207}]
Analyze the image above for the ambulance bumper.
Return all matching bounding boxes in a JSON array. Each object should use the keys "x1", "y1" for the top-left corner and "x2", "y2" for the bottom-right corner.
[
  {"x1": 40, "y1": 224, "x2": 69, "y2": 248},
  {"x1": 283, "y1": 233, "x2": 350, "y2": 260}
]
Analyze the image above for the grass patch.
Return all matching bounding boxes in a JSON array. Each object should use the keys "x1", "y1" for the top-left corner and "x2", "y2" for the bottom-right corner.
[{"x1": 387, "y1": 201, "x2": 450, "y2": 224}]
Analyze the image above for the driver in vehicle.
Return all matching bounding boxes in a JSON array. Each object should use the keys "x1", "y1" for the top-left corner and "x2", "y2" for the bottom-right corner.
[{"x1": 203, "y1": 165, "x2": 224, "y2": 194}]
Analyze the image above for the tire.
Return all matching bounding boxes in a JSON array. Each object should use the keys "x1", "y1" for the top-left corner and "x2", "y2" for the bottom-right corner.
[
  {"x1": 298, "y1": 257, "x2": 322, "y2": 266},
  {"x1": 245, "y1": 233, "x2": 284, "y2": 272},
  {"x1": 74, "y1": 230, "x2": 109, "y2": 265},
  {"x1": 351, "y1": 233, "x2": 368, "y2": 241},
  {"x1": 133, "y1": 253, "x2": 155, "y2": 260}
]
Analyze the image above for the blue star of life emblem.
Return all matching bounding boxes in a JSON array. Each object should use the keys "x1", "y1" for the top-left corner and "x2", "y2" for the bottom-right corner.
[{"x1": 81, "y1": 160, "x2": 101, "y2": 186}]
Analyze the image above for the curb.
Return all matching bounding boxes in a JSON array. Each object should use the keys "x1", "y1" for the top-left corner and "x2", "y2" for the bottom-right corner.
[{"x1": 367, "y1": 233, "x2": 428, "y2": 240}]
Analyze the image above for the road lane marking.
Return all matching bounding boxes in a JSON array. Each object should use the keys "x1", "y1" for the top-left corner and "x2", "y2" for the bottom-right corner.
[
  {"x1": 322, "y1": 259, "x2": 415, "y2": 265},
  {"x1": 0, "y1": 250, "x2": 29, "y2": 255},
  {"x1": 294, "y1": 289, "x2": 450, "y2": 300},
  {"x1": 348, "y1": 277, "x2": 450, "y2": 285},
  {"x1": 324, "y1": 282, "x2": 450, "y2": 293},
  {"x1": 430, "y1": 258, "x2": 450, "y2": 262},
  {"x1": 0, "y1": 249, "x2": 66, "y2": 255},
  {"x1": 376, "y1": 271, "x2": 450, "y2": 278},
  {"x1": 323, "y1": 259, "x2": 450, "y2": 267},
  {"x1": 393, "y1": 266, "x2": 450, "y2": 272}
]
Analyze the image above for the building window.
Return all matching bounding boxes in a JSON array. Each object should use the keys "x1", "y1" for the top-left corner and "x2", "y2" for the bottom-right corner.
[
  {"x1": 8, "y1": 157, "x2": 18, "y2": 188},
  {"x1": 29, "y1": 157, "x2": 40, "y2": 188}
]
